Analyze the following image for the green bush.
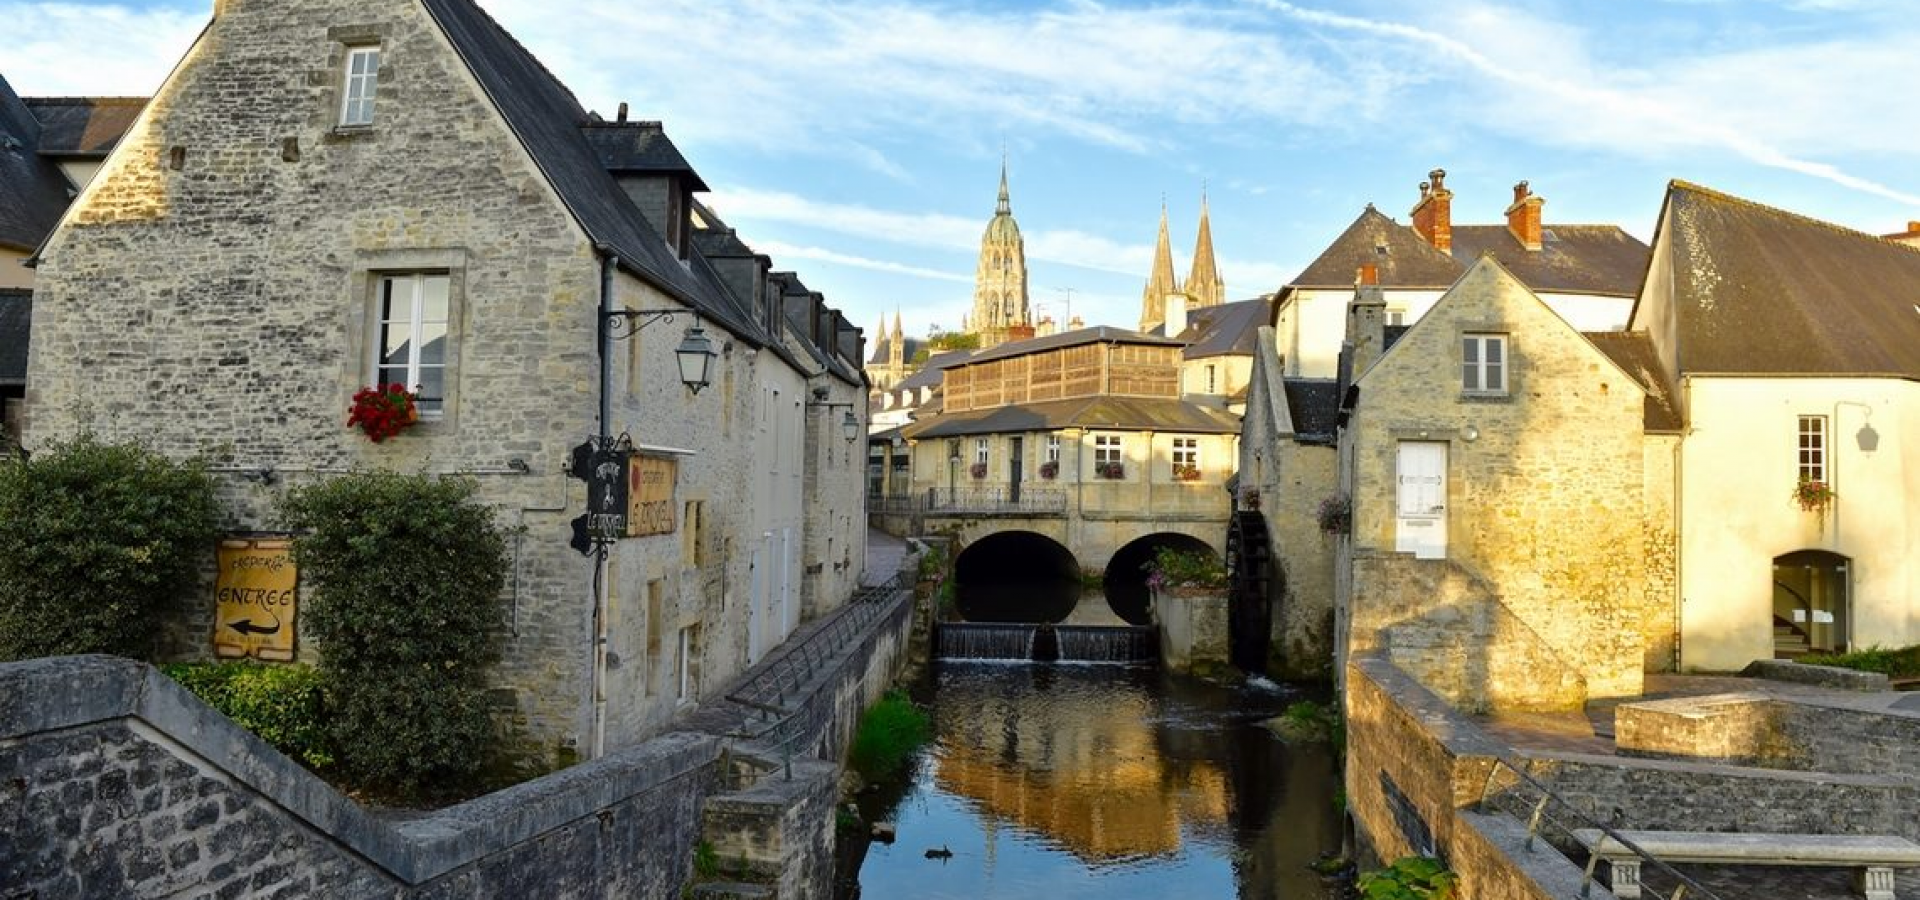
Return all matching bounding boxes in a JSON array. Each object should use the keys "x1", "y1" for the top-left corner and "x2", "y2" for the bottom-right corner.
[
  {"x1": 1142, "y1": 546, "x2": 1227, "y2": 591},
  {"x1": 281, "y1": 471, "x2": 510, "y2": 793},
  {"x1": 1800, "y1": 644, "x2": 1920, "y2": 678},
  {"x1": 1357, "y1": 856, "x2": 1458, "y2": 900},
  {"x1": 849, "y1": 690, "x2": 930, "y2": 780},
  {"x1": 163, "y1": 661, "x2": 333, "y2": 769},
  {"x1": 0, "y1": 435, "x2": 218, "y2": 661}
]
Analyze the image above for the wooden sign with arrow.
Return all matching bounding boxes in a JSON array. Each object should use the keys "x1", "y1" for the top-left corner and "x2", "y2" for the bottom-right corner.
[{"x1": 213, "y1": 538, "x2": 298, "y2": 661}]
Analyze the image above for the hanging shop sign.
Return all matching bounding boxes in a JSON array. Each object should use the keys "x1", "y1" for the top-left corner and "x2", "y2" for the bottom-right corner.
[
  {"x1": 213, "y1": 537, "x2": 297, "y2": 661},
  {"x1": 628, "y1": 455, "x2": 678, "y2": 537}
]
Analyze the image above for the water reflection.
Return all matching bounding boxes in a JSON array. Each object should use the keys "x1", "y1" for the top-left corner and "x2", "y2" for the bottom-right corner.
[{"x1": 852, "y1": 664, "x2": 1341, "y2": 899}]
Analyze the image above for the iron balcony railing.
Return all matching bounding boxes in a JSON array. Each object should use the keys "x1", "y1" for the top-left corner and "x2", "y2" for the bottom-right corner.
[{"x1": 868, "y1": 486, "x2": 1069, "y2": 515}]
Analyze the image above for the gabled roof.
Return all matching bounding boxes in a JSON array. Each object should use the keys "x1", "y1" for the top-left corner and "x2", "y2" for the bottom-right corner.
[
  {"x1": 1651, "y1": 181, "x2": 1920, "y2": 378},
  {"x1": 0, "y1": 289, "x2": 30, "y2": 385},
  {"x1": 1281, "y1": 378, "x2": 1340, "y2": 443},
  {"x1": 901, "y1": 395, "x2": 1241, "y2": 440},
  {"x1": 420, "y1": 0, "x2": 754, "y2": 342},
  {"x1": 962, "y1": 325, "x2": 1183, "y2": 367},
  {"x1": 0, "y1": 77, "x2": 72, "y2": 252},
  {"x1": 1584, "y1": 331, "x2": 1683, "y2": 433},
  {"x1": 1289, "y1": 205, "x2": 1462, "y2": 289},
  {"x1": 579, "y1": 120, "x2": 709, "y2": 191},
  {"x1": 1179, "y1": 296, "x2": 1271, "y2": 359},
  {"x1": 23, "y1": 96, "x2": 144, "y2": 157},
  {"x1": 1450, "y1": 225, "x2": 1648, "y2": 297}
]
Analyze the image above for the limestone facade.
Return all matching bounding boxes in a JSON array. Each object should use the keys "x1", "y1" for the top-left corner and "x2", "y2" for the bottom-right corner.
[{"x1": 24, "y1": 0, "x2": 865, "y2": 759}]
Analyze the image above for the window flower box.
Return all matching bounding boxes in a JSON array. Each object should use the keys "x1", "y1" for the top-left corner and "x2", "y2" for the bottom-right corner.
[
  {"x1": 1172, "y1": 464, "x2": 1201, "y2": 482},
  {"x1": 970, "y1": 462, "x2": 987, "y2": 480},
  {"x1": 1038, "y1": 461, "x2": 1059, "y2": 480},
  {"x1": 347, "y1": 383, "x2": 419, "y2": 443},
  {"x1": 1096, "y1": 462, "x2": 1125, "y2": 480}
]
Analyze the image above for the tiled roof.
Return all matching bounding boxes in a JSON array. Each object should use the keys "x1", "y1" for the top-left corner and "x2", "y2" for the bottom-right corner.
[
  {"x1": 901, "y1": 395, "x2": 1241, "y2": 440},
  {"x1": 1583, "y1": 331, "x2": 1683, "y2": 433},
  {"x1": 961, "y1": 325, "x2": 1183, "y2": 367},
  {"x1": 1179, "y1": 296, "x2": 1271, "y2": 359},
  {"x1": 1652, "y1": 181, "x2": 1920, "y2": 378},
  {"x1": 1281, "y1": 378, "x2": 1340, "y2": 442},
  {"x1": 0, "y1": 289, "x2": 30, "y2": 384},
  {"x1": 1450, "y1": 225, "x2": 1648, "y2": 297},
  {"x1": 0, "y1": 77, "x2": 71, "y2": 253},
  {"x1": 23, "y1": 96, "x2": 144, "y2": 157},
  {"x1": 1289, "y1": 206, "x2": 1462, "y2": 289}
]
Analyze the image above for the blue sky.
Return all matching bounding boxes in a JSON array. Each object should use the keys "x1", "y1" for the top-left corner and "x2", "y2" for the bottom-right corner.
[{"x1": 7, "y1": 0, "x2": 1918, "y2": 340}]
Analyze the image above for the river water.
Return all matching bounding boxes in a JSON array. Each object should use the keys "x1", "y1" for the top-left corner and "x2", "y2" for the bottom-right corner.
[{"x1": 843, "y1": 661, "x2": 1344, "y2": 899}]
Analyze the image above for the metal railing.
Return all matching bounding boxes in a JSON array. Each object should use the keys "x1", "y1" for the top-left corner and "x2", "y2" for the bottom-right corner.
[
  {"x1": 722, "y1": 570, "x2": 914, "y2": 779},
  {"x1": 1476, "y1": 757, "x2": 1724, "y2": 900},
  {"x1": 923, "y1": 486, "x2": 1068, "y2": 514}
]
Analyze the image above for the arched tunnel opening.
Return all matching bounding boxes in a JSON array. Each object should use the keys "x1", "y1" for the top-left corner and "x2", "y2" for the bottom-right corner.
[
  {"x1": 1104, "y1": 533, "x2": 1220, "y2": 627},
  {"x1": 953, "y1": 531, "x2": 1083, "y2": 623}
]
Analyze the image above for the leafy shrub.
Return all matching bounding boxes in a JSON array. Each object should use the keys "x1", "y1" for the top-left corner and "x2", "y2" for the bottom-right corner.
[
  {"x1": 849, "y1": 690, "x2": 931, "y2": 779},
  {"x1": 163, "y1": 661, "x2": 333, "y2": 769},
  {"x1": 1801, "y1": 644, "x2": 1920, "y2": 678},
  {"x1": 0, "y1": 435, "x2": 218, "y2": 661},
  {"x1": 1316, "y1": 493, "x2": 1352, "y2": 535},
  {"x1": 281, "y1": 471, "x2": 510, "y2": 793},
  {"x1": 1357, "y1": 856, "x2": 1458, "y2": 899},
  {"x1": 1141, "y1": 546, "x2": 1227, "y2": 591}
]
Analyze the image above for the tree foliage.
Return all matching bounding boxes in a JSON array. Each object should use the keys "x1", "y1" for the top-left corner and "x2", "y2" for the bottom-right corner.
[
  {"x1": 163, "y1": 661, "x2": 334, "y2": 769},
  {"x1": 280, "y1": 471, "x2": 510, "y2": 792},
  {"x1": 0, "y1": 435, "x2": 218, "y2": 661}
]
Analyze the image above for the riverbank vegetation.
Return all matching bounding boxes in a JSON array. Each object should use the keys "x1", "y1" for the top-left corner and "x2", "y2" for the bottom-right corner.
[
  {"x1": 1800, "y1": 644, "x2": 1920, "y2": 679},
  {"x1": 849, "y1": 690, "x2": 931, "y2": 780}
]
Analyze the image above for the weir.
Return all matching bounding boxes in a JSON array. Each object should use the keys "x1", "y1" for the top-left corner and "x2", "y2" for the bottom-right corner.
[{"x1": 934, "y1": 622, "x2": 1158, "y2": 664}]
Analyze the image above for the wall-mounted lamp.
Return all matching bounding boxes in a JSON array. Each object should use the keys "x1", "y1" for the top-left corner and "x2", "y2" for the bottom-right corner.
[
  {"x1": 1856, "y1": 422, "x2": 1880, "y2": 454},
  {"x1": 506, "y1": 457, "x2": 531, "y2": 474},
  {"x1": 1462, "y1": 425, "x2": 1480, "y2": 443},
  {"x1": 600, "y1": 308, "x2": 717, "y2": 394},
  {"x1": 808, "y1": 399, "x2": 862, "y2": 443}
]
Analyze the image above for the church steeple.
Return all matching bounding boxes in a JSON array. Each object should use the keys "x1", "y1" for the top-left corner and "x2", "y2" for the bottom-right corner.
[
  {"x1": 1185, "y1": 189, "x2": 1226, "y2": 309},
  {"x1": 970, "y1": 159, "x2": 1031, "y2": 348},
  {"x1": 1140, "y1": 200, "x2": 1180, "y2": 332}
]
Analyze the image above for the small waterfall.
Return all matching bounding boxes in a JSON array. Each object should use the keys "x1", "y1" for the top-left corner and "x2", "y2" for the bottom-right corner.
[
  {"x1": 1055, "y1": 626, "x2": 1157, "y2": 664},
  {"x1": 935, "y1": 623, "x2": 1038, "y2": 661}
]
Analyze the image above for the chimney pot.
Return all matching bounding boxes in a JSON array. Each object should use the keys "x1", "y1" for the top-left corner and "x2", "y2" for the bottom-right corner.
[
  {"x1": 1513, "y1": 180, "x2": 1530, "y2": 203},
  {"x1": 617, "y1": 102, "x2": 628, "y2": 123},
  {"x1": 1429, "y1": 168, "x2": 1447, "y2": 190},
  {"x1": 1357, "y1": 264, "x2": 1379, "y2": 285}
]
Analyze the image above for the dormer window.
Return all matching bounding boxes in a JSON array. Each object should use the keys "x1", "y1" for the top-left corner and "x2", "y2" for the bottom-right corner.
[{"x1": 340, "y1": 46, "x2": 380, "y2": 126}]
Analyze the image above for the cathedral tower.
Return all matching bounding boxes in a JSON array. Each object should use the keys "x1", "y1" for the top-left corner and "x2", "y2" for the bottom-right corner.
[
  {"x1": 1140, "y1": 201, "x2": 1179, "y2": 332},
  {"x1": 969, "y1": 159, "x2": 1032, "y2": 349},
  {"x1": 1185, "y1": 191, "x2": 1226, "y2": 309}
]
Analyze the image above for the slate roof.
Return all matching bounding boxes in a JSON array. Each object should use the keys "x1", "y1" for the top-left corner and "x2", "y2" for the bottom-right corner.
[
  {"x1": 1289, "y1": 206, "x2": 1462, "y2": 289},
  {"x1": 420, "y1": 0, "x2": 757, "y2": 344},
  {"x1": 1651, "y1": 181, "x2": 1920, "y2": 378},
  {"x1": 0, "y1": 77, "x2": 72, "y2": 253},
  {"x1": 0, "y1": 289, "x2": 29, "y2": 385},
  {"x1": 1451, "y1": 225, "x2": 1649, "y2": 297},
  {"x1": 902, "y1": 395, "x2": 1241, "y2": 440},
  {"x1": 962, "y1": 325, "x2": 1183, "y2": 367},
  {"x1": 579, "y1": 120, "x2": 709, "y2": 191},
  {"x1": 23, "y1": 96, "x2": 144, "y2": 157},
  {"x1": 1177, "y1": 296, "x2": 1271, "y2": 359},
  {"x1": 1584, "y1": 331, "x2": 1683, "y2": 433},
  {"x1": 1281, "y1": 378, "x2": 1340, "y2": 443},
  {"x1": 1287, "y1": 206, "x2": 1649, "y2": 299}
]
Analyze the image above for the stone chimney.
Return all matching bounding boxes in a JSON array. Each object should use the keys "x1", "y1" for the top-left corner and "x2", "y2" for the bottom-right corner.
[
  {"x1": 1883, "y1": 220, "x2": 1920, "y2": 248},
  {"x1": 1505, "y1": 180, "x2": 1545, "y2": 251},
  {"x1": 1164, "y1": 293, "x2": 1191, "y2": 338},
  {"x1": 1410, "y1": 168, "x2": 1453, "y2": 253},
  {"x1": 1346, "y1": 284, "x2": 1388, "y2": 378}
]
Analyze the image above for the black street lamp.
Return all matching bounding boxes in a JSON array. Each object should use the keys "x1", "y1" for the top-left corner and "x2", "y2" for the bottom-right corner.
[{"x1": 602, "y1": 308, "x2": 717, "y2": 395}]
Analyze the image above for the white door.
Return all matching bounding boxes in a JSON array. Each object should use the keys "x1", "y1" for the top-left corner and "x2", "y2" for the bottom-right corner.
[{"x1": 1395, "y1": 441, "x2": 1448, "y2": 559}]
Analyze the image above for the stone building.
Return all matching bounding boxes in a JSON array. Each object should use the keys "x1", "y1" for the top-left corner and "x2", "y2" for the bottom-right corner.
[
  {"x1": 966, "y1": 161, "x2": 1033, "y2": 349},
  {"x1": 1270, "y1": 169, "x2": 1649, "y2": 378},
  {"x1": 23, "y1": 0, "x2": 867, "y2": 760}
]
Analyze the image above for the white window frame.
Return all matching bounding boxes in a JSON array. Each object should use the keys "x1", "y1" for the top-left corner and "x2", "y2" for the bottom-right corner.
[
  {"x1": 1044, "y1": 434, "x2": 1061, "y2": 464},
  {"x1": 1095, "y1": 435, "x2": 1123, "y2": 466},
  {"x1": 1462, "y1": 333, "x2": 1508, "y2": 394},
  {"x1": 975, "y1": 438, "x2": 989, "y2": 466},
  {"x1": 371, "y1": 273, "x2": 449, "y2": 417},
  {"x1": 1798, "y1": 415, "x2": 1827, "y2": 482},
  {"x1": 1172, "y1": 437, "x2": 1198, "y2": 469},
  {"x1": 339, "y1": 46, "x2": 381, "y2": 127}
]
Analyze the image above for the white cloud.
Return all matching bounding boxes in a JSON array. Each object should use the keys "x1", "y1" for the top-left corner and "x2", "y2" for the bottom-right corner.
[
  {"x1": 752, "y1": 240, "x2": 971, "y2": 283},
  {"x1": 1, "y1": 3, "x2": 203, "y2": 95}
]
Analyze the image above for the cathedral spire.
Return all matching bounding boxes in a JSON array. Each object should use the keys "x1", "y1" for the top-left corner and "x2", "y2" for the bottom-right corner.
[
  {"x1": 1140, "y1": 200, "x2": 1179, "y2": 332},
  {"x1": 892, "y1": 309, "x2": 903, "y2": 342},
  {"x1": 971, "y1": 158, "x2": 1031, "y2": 348},
  {"x1": 1185, "y1": 188, "x2": 1226, "y2": 309},
  {"x1": 996, "y1": 153, "x2": 1011, "y2": 216}
]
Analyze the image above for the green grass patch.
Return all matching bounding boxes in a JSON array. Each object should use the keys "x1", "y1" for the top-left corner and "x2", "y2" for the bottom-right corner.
[
  {"x1": 849, "y1": 690, "x2": 931, "y2": 780},
  {"x1": 1357, "y1": 856, "x2": 1458, "y2": 899},
  {"x1": 1800, "y1": 644, "x2": 1920, "y2": 678}
]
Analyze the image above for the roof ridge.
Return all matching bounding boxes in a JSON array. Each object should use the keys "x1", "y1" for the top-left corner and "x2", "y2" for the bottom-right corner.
[
  {"x1": 445, "y1": 0, "x2": 587, "y2": 121},
  {"x1": 1671, "y1": 179, "x2": 1920, "y2": 253}
]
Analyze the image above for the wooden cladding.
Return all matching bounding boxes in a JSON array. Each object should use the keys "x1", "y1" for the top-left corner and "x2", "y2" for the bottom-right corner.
[{"x1": 944, "y1": 341, "x2": 1181, "y2": 412}]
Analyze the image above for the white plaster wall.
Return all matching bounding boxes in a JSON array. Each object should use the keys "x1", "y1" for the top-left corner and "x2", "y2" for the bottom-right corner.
[
  {"x1": 0, "y1": 248, "x2": 32, "y2": 289},
  {"x1": 1678, "y1": 376, "x2": 1918, "y2": 671},
  {"x1": 1537, "y1": 292, "x2": 1633, "y2": 332}
]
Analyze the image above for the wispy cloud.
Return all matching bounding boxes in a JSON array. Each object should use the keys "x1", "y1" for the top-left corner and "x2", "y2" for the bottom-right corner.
[
  {"x1": 1, "y1": 3, "x2": 203, "y2": 95},
  {"x1": 752, "y1": 240, "x2": 971, "y2": 283}
]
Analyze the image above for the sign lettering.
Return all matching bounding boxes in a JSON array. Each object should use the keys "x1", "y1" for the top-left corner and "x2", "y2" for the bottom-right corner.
[
  {"x1": 213, "y1": 538, "x2": 298, "y2": 661},
  {"x1": 627, "y1": 456, "x2": 678, "y2": 536}
]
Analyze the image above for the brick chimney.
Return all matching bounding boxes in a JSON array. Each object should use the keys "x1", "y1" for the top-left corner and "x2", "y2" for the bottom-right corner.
[
  {"x1": 1505, "y1": 180, "x2": 1546, "y2": 251},
  {"x1": 1410, "y1": 168, "x2": 1453, "y2": 253},
  {"x1": 1356, "y1": 263, "x2": 1379, "y2": 286},
  {"x1": 1883, "y1": 220, "x2": 1920, "y2": 249}
]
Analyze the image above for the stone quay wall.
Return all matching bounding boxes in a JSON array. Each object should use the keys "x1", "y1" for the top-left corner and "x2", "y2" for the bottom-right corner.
[{"x1": 1, "y1": 581, "x2": 913, "y2": 899}]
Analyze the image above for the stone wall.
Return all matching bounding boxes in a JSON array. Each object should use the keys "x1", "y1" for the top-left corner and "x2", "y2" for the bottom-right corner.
[
  {"x1": 1268, "y1": 439, "x2": 1337, "y2": 678},
  {"x1": 1345, "y1": 260, "x2": 1647, "y2": 700},
  {"x1": 1151, "y1": 587, "x2": 1228, "y2": 673},
  {"x1": 1614, "y1": 692, "x2": 1920, "y2": 777}
]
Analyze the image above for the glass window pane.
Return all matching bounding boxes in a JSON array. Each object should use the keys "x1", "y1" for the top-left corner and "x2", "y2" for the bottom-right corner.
[
  {"x1": 1463, "y1": 338, "x2": 1479, "y2": 365},
  {"x1": 1488, "y1": 360, "x2": 1503, "y2": 389},
  {"x1": 376, "y1": 365, "x2": 409, "y2": 389},
  {"x1": 415, "y1": 366, "x2": 445, "y2": 403},
  {"x1": 381, "y1": 323, "x2": 412, "y2": 365},
  {"x1": 1486, "y1": 339, "x2": 1503, "y2": 364},
  {"x1": 418, "y1": 327, "x2": 446, "y2": 366},
  {"x1": 1462, "y1": 362, "x2": 1477, "y2": 391},
  {"x1": 421, "y1": 276, "x2": 449, "y2": 323}
]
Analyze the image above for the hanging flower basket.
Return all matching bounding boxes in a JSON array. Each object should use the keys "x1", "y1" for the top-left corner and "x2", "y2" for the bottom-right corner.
[
  {"x1": 1097, "y1": 462, "x2": 1125, "y2": 480},
  {"x1": 1316, "y1": 493, "x2": 1352, "y2": 535},
  {"x1": 969, "y1": 462, "x2": 987, "y2": 480},
  {"x1": 1792, "y1": 478, "x2": 1835, "y2": 530},
  {"x1": 1038, "y1": 461, "x2": 1059, "y2": 480},
  {"x1": 347, "y1": 383, "x2": 419, "y2": 443},
  {"x1": 1173, "y1": 463, "x2": 1202, "y2": 482}
]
